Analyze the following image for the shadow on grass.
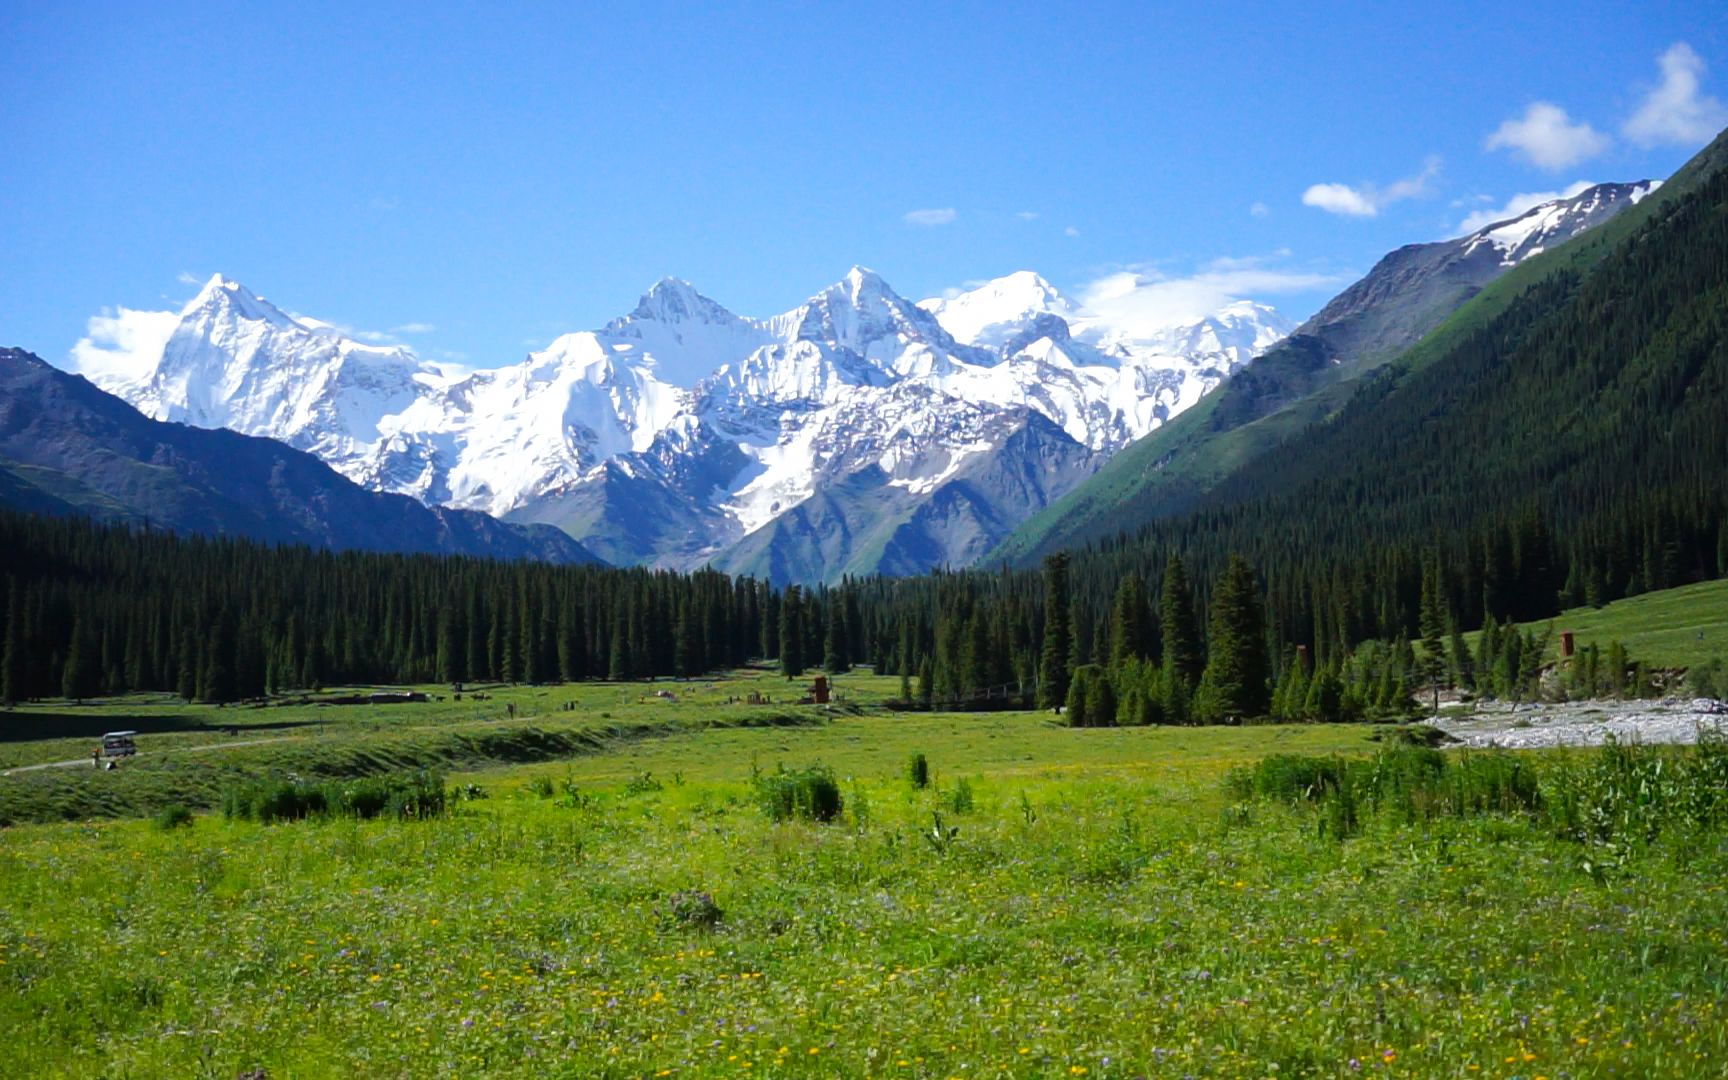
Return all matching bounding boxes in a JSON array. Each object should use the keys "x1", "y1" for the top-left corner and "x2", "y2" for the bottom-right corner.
[{"x1": 0, "y1": 711, "x2": 324, "y2": 743}]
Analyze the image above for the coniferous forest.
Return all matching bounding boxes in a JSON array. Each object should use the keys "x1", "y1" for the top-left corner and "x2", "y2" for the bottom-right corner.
[{"x1": 4, "y1": 126, "x2": 1727, "y2": 726}]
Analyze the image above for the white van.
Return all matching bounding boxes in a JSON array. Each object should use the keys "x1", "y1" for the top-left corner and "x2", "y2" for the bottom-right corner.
[{"x1": 100, "y1": 731, "x2": 138, "y2": 758}]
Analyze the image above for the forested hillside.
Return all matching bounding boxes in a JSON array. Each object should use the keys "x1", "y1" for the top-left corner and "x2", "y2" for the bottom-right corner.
[{"x1": 998, "y1": 138, "x2": 1727, "y2": 564}]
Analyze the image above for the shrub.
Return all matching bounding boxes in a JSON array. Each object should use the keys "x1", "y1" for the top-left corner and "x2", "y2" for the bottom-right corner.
[
  {"x1": 1228, "y1": 753, "x2": 1348, "y2": 803},
  {"x1": 623, "y1": 771, "x2": 663, "y2": 797},
  {"x1": 1228, "y1": 739, "x2": 1728, "y2": 848},
  {"x1": 754, "y1": 764, "x2": 843, "y2": 823},
  {"x1": 528, "y1": 775, "x2": 556, "y2": 799},
  {"x1": 947, "y1": 777, "x2": 975, "y2": 814},
  {"x1": 153, "y1": 804, "x2": 194, "y2": 830},
  {"x1": 663, "y1": 889, "x2": 723, "y2": 931},
  {"x1": 222, "y1": 770, "x2": 446, "y2": 824},
  {"x1": 1687, "y1": 657, "x2": 1724, "y2": 699},
  {"x1": 907, "y1": 752, "x2": 930, "y2": 789}
]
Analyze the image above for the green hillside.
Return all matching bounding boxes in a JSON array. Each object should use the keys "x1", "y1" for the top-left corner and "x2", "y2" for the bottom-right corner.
[
  {"x1": 994, "y1": 129, "x2": 1728, "y2": 566},
  {"x1": 1496, "y1": 578, "x2": 1728, "y2": 673}
]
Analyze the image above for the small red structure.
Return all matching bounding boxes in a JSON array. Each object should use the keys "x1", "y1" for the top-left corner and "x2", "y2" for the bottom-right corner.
[
  {"x1": 811, "y1": 676, "x2": 830, "y2": 704},
  {"x1": 1560, "y1": 631, "x2": 1576, "y2": 659}
]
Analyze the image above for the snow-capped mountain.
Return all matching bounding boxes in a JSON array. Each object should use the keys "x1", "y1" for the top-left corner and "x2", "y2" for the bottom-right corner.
[
  {"x1": 70, "y1": 267, "x2": 1291, "y2": 583},
  {"x1": 1295, "y1": 180, "x2": 1658, "y2": 366},
  {"x1": 1459, "y1": 180, "x2": 1659, "y2": 266}
]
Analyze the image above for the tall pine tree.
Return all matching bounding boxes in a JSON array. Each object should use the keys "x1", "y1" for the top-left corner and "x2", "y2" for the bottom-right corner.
[
  {"x1": 1039, "y1": 553, "x2": 1072, "y2": 708},
  {"x1": 1195, "y1": 555, "x2": 1271, "y2": 721}
]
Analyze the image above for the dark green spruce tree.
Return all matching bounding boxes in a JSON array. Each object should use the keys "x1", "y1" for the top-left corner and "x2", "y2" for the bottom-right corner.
[
  {"x1": 780, "y1": 585, "x2": 805, "y2": 677},
  {"x1": 1039, "y1": 553, "x2": 1072, "y2": 708},
  {"x1": 1195, "y1": 555, "x2": 1271, "y2": 721}
]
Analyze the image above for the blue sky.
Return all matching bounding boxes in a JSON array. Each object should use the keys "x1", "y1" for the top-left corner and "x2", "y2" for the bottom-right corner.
[{"x1": 4, "y1": 1, "x2": 1725, "y2": 381}]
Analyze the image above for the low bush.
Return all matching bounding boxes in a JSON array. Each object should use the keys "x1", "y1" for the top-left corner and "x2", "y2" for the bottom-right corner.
[
  {"x1": 663, "y1": 889, "x2": 723, "y2": 931},
  {"x1": 222, "y1": 770, "x2": 446, "y2": 824},
  {"x1": 753, "y1": 764, "x2": 843, "y2": 823},
  {"x1": 153, "y1": 804, "x2": 194, "y2": 831},
  {"x1": 1230, "y1": 738, "x2": 1725, "y2": 847},
  {"x1": 947, "y1": 777, "x2": 975, "y2": 814},
  {"x1": 1227, "y1": 753, "x2": 1349, "y2": 803}
]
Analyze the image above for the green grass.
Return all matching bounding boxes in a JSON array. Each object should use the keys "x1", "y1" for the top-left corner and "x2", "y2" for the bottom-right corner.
[
  {"x1": 3, "y1": 701, "x2": 1727, "y2": 1077},
  {"x1": 0, "y1": 671, "x2": 889, "y2": 825},
  {"x1": 1470, "y1": 579, "x2": 1728, "y2": 672}
]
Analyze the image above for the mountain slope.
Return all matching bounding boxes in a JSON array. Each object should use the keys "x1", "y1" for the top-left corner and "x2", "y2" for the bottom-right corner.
[
  {"x1": 993, "y1": 179, "x2": 1661, "y2": 564},
  {"x1": 74, "y1": 267, "x2": 1289, "y2": 584},
  {"x1": 1039, "y1": 125, "x2": 1728, "y2": 643},
  {"x1": 710, "y1": 410, "x2": 1097, "y2": 582},
  {"x1": 0, "y1": 349, "x2": 601, "y2": 564}
]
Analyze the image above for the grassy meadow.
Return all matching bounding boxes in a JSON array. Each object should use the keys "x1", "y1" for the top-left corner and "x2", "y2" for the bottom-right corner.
[
  {"x1": 1482, "y1": 577, "x2": 1728, "y2": 673},
  {"x1": 2, "y1": 674, "x2": 1727, "y2": 1078}
]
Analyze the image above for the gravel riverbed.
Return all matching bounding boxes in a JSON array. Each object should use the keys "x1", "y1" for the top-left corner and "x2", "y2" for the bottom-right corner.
[{"x1": 1434, "y1": 698, "x2": 1728, "y2": 749}]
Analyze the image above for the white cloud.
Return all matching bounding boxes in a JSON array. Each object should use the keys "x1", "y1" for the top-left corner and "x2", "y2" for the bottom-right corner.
[
  {"x1": 1064, "y1": 226, "x2": 1080, "y2": 237},
  {"x1": 1454, "y1": 180, "x2": 1595, "y2": 235},
  {"x1": 1077, "y1": 253, "x2": 1348, "y2": 333},
  {"x1": 1249, "y1": 201, "x2": 1270, "y2": 218},
  {"x1": 1301, "y1": 183, "x2": 1377, "y2": 217},
  {"x1": 391, "y1": 322, "x2": 436, "y2": 334},
  {"x1": 1624, "y1": 42, "x2": 1728, "y2": 147},
  {"x1": 67, "y1": 306, "x2": 179, "y2": 383},
  {"x1": 175, "y1": 271, "x2": 202, "y2": 286},
  {"x1": 1485, "y1": 102, "x2": 1610, "y2": 170},
  {"x1": 903, "y1": 207, "x2": 956, "y2": 226},
  {"x1": 1016, "y1": 210, "x2": 1038, "y2": 220},
  {"x1": 1302, "y1": 157, "x2": 1440, "y2": 217}
]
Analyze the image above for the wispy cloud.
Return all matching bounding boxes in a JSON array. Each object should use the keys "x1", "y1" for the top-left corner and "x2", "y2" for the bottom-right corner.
[
  {"x1": 1624, "y1": 42, "x2": 1728, "y2": 147},
  {"x1": 391, "y1": 322, "x2": 436, "y2": 334},
  {"x1": 903, "y1": 207, "x2": 956, "y2": 226},
  {"x1": 1077, "y1": 252, "x2": 1347, "y2": 333},
  {"x1": 1454, "y1": 180, "x2": 1595, "y2": 236},
  {"x1": 1302, "y1": 156, "x2": 1440, "y2": 217},
  {"x1": 176, "y1": 270, "x2": 203, "y2": 286},
  {"x1": 1486, "y1": 102, "x2": 1610, "y2": 170},
  {"x1": 1015, "y1": 210, "x2": 1038, "y2": 220},
  {"x1": 1249, "y1": 201, "x2": 1270, "y2": 218},
  {"x1": 68, "y1": 306, "x2": 180, "y2": 382},
  {"x1": 1064, "y1": 226, "x2": 1080, "y2": 237}
]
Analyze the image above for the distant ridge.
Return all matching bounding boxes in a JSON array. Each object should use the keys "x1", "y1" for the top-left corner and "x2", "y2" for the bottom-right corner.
[
  {"x1": 991, "y1": 178, "x2": 1663, "y2": 564},
  {"x1": 0, "y1": 348, "x2": 601, "y2": 564}
]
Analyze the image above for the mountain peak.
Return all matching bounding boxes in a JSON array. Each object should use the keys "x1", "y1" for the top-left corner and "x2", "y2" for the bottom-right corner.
[
  {"x1": 624, "y1": 277, "x2": 742, "y2": 328},
  {"x1": 181, "y1": 273, "x2": 297, "y2": 328},
  {"x1": 918, "y1": 271, "x2": 1079, "y2": 350},
  {"x1": 1461, "y1": 179, "x2": 1660, "y2": 267}
]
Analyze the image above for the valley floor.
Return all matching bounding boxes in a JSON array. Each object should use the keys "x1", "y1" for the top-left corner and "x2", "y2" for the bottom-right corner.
[{"x1": 2, "y1": 690, "x2": 1726, "y2": 1078}]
